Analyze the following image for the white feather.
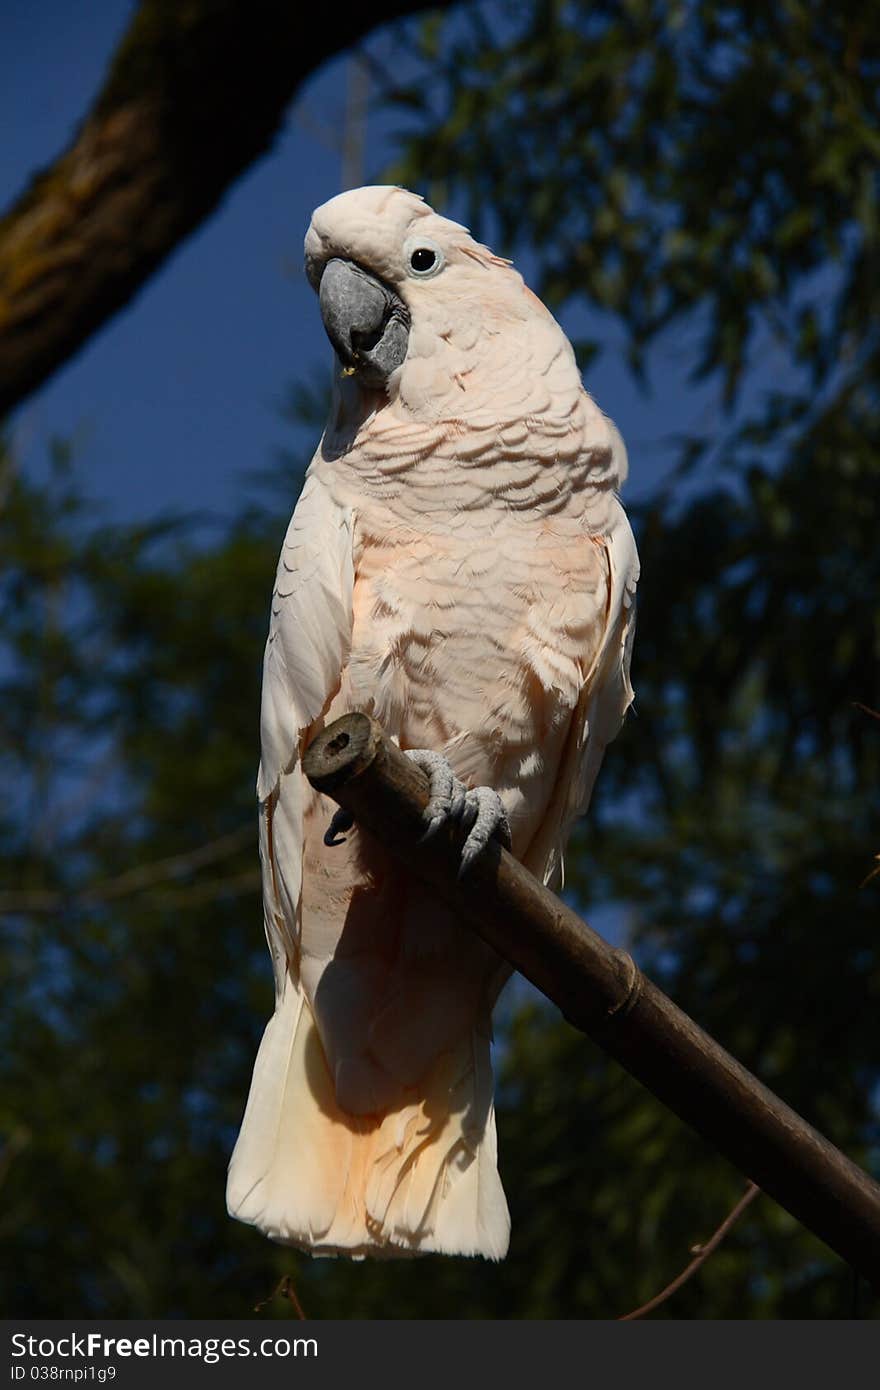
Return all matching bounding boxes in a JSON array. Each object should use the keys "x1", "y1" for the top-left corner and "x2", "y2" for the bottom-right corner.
[
  {"x1": 257, "y1": 468, "x2": 355, "y2": 803},
  {"x1": 228, "y1": 466, "x2": 355, "y2": 1220},
  {"x1": 525, "y1": 495, "x2": 640, "y2": 887}
]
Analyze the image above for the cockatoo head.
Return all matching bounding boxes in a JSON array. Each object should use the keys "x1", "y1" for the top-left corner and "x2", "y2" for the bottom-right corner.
[
  {"x1": 304, "y1": 185, "x2": 627, "y2": 501},
  {"x1": 304, "y1": 185, "x2": 557, "y2": 402}
]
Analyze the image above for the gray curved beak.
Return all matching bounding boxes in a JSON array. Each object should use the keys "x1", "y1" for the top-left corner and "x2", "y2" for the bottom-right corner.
[{"x1": 318, "y1": 258, "x2": 410, "y2": 387}]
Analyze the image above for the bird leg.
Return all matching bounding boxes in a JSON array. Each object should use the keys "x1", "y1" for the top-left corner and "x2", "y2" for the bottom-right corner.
[{"x1": 404, "y1": 748, "x2": 512, "y2": 877}]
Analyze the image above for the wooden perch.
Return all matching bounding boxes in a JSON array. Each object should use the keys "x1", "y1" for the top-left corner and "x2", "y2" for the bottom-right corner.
[{"x1": 302, "y1": 711, "x2": 880, "y2": 1286}]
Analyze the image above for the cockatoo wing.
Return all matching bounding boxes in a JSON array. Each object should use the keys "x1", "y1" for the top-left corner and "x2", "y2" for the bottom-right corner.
[
  {"x1": 525, "y1": 494, "x2": 639, "y2": 887},
  {"x1": 256, "y1": 464, "x2": 355, "y2": 997},
  {"x1": 227, "y1": 465, "x2": 355, "y2": 1230}
]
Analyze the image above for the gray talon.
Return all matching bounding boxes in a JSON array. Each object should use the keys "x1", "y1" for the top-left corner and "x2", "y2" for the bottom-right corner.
[
  {"x1": 405, "y1": 749, "x2": 460, "y2": 841},
  {"x1": 420, "y1": 814, "x2": 445, "y2": 844},
  {"x1": 405, "y1": 748, "x2": 510, "y2": 872},
  {"x1": 457, "y1": 786, "x2": 512, "y2": 878},
  {"x1": 448, "y1": 777, "x2": 468, "y2": 821},
  {"x1": 324, "y1": 808, "x2": 354, "y2": 847}
]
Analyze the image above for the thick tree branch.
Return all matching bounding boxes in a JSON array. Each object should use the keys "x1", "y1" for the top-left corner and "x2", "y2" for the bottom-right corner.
[
  {"x1": 302, "y1": 712, "x2": 880, "y2": 1287},
  {"x1": 0, "y1": 0, "x2": 454, "y2": 417}
]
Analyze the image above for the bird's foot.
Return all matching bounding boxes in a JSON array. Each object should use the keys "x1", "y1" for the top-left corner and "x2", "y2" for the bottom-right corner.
[{"x1": 404, "y1": 749, "x2": 512, "y2": 877}]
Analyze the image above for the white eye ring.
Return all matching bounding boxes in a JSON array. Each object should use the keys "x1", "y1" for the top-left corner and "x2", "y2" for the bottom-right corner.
[{"x1": 403, "y1": 236, "x2": 445, "y2": 279}]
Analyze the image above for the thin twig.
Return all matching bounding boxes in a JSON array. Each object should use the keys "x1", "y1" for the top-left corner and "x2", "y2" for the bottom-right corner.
[
  {"x1": 357, "y1": 44, "x2": 415, "y2": 106},
  {"x1": 148, "y1": 868, "x2": 261, "y2": 909},
  {"x1": 254, "y1": 1274, "x2": 307, "y2": 1319},
  {"x1": 618, "y1": 1182, "x2": 761, "y2": 1320},
  {"x1": 0, "y1": 825, "x2": 253, "y2": 915},
  {"x1": 853, "y1": 702, "x2": 880, "y2": 722},
  {"x1": 861, "y1": 857, "x2": 880, "y2": 889}
]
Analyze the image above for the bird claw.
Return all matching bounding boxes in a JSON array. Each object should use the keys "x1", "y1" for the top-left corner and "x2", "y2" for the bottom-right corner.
[
  {"x1": 456, "y1": 785, "x2": 512, "y2": 879},
  {"x1": 405, "y1": 749, "x2": 511, "y2": 874},
  {"x1": 405, "y1": 749, "x2": 466, "y2": 838},
  {"x1": 324, "y1": 807, "x2": 355, "y2": 847}
]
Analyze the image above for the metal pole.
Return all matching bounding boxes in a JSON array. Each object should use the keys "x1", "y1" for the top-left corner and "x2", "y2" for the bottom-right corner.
[{"x1": 302, "y1": 711, "x2": 880, "y2": 1285}]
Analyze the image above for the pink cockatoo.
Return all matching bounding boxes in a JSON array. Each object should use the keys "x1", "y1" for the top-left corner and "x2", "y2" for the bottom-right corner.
[{"x1": 227, "y1": 186, "x2": 638, "y2": 1260}]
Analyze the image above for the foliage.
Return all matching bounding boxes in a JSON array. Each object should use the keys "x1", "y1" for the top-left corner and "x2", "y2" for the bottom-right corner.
[
  {"x1": 387, "y1": 0, "x2": 880, "y2": 402},
  {"x1": 0, "y1": 446, "x2": 288, "y2": 1316},
  {"x1": 2, "y1": 0, "x2": 880, "y2": 1319}
]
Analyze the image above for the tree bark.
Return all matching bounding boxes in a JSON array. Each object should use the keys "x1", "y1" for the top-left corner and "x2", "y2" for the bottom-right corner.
[{"x1": 0, "y1": 0, "x2": 452, "y2": 417}]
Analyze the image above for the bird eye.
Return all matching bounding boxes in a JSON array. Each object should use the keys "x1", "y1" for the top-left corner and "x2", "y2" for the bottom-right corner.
[{"x1": 404, "y1": 237, "x2": 444, "y2": 279}]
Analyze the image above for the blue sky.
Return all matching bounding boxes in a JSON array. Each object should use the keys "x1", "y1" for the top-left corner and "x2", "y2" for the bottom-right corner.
[
  {"x1": 3, "y1": 1, "x2": 357, "y2": 520},
  {"x1": 1, "y1": 0, "x2": 745, "y2": 530}
]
